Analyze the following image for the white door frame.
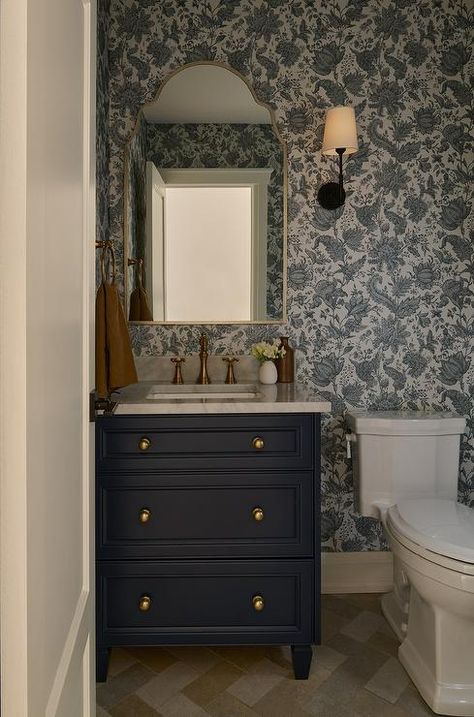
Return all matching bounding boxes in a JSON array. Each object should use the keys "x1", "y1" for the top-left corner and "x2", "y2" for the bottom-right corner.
[
  {"x1": 0, "y1": 0, "x2": 96, "y2": 714},
  {"x1": 158, "y1": 167, "x2": 272, "y2": 320}
]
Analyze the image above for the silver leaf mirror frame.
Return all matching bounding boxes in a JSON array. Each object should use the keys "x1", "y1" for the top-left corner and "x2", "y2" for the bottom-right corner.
[{"x1": 123, "y1": 61, "x2": 287, "y2": 325}]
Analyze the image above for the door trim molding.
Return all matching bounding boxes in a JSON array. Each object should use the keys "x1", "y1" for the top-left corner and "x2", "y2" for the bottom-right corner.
[
  {"x1": 321, "y1": 551, "x2": 393, "y2": 594},
  {"x1": 45, "y1": 591, "x2": 90, "y2": 716},
  {"x1": 0, "y1": 0, "x2": 29, "y2": 713}
]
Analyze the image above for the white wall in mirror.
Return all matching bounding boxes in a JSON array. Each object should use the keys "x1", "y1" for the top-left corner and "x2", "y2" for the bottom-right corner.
[
  {"x1": 145, "y1": 166, "x2": 272, "y2": 322},
  {"x1": 143, "y1": 64, "x2": 271, "y2": 124},
  {"x1": 165, "y1": 186, "x2": 251, "y2": 322}
]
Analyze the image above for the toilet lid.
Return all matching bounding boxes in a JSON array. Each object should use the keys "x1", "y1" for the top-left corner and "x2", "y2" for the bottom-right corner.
[{"x1": 387, "y1": 499, "x2": 474, "y2": 565}]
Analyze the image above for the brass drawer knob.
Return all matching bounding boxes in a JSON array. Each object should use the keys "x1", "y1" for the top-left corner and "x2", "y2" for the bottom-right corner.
[
  {"x1": 252, "y1": 436, "x2": 264, "y2": 450},
  {"x1": 139, "y1": 508, "x2": 151, "y2": 524},
  {"x1": 139, "y1": 595, "x2": 152, "y2": 612},
  {"x1": 252, "y1": 594, "x2": 265, "y2": 612},
  {"x1": 252, "y1": 507, "x2": 264, "y2": 522},
  {"x1": 139, "y1": 437, "x2": 151, "y2": 451}
]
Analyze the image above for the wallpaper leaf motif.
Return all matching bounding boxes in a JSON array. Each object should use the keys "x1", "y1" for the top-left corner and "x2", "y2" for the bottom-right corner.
[{"x1": 98, "y1": 0, "x2": 474, "y2": 552}]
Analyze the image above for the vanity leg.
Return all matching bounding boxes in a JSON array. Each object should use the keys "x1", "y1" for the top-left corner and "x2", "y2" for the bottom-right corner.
[
  {"x1": 96, "y1": 646, "x2": 110, "y2": 682},
  {"x1": 291, "y1": 644, "x2": 312, "y2": 679}
]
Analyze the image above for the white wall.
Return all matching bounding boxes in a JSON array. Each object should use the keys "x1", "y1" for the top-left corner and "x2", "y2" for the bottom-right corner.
[{"x1": 165, "y1": 186, "x2": 252, "y2": 322}]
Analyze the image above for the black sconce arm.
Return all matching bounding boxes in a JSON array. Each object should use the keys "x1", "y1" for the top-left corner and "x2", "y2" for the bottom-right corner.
[{"x1": 317, "y1": 146, "x2": 347, "y2": 211}]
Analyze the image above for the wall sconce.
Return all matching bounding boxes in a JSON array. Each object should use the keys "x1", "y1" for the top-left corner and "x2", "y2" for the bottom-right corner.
[{"x1": 317, "y1": 106, "x2": 358, "y2": 210}]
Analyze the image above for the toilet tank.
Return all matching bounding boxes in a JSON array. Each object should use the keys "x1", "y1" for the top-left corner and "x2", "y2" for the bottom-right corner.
[{"x1": 346, "y1": 411, "x2": 466, "y2": 518}]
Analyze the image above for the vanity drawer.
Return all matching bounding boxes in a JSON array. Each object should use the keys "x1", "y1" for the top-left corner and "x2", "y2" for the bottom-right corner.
[
  {"x1": 98, "y1": 474, "x2": 313, "y2": 559},
  {"x1": 96, "y1": 414, "x2": 315, "y2": 472},
  {"x1": 98, "y1": 560, "x2": 314, "y2": 644}
]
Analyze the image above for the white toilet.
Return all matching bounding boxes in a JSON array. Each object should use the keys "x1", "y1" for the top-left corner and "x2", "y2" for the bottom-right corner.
[{"x1": 346, "y1": 411, "x2": 474, "y2": 717}]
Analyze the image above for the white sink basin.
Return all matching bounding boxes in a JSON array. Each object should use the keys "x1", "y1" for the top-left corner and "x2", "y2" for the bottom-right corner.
[{"x1": 146, "y1": 384, "x2": 261, "y2": 401}]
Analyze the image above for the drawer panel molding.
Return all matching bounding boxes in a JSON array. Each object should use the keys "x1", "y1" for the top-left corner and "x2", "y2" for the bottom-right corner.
[
  {"x1": 97, "y1": 414, "x2": 314, "y2": 472},
  {"x1": 98, "y1": 474, "x2": 313, "y2": 559}
]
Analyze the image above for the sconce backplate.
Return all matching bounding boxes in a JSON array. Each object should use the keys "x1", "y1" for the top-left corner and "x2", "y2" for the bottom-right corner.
[{"x1": 317, "y1": 182, "x2": 346, "y2": 211}]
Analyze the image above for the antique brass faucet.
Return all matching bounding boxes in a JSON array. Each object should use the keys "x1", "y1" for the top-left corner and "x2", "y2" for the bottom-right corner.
[
  {"x1": 171, "y1": 357, "x2": 185, "y2": 384},
  {"x1": 196, "y1": 333, "x2": 211, "y2": 384},
  {"x1": 223, "y1": 356, "x2": 239, "y2": 384}
]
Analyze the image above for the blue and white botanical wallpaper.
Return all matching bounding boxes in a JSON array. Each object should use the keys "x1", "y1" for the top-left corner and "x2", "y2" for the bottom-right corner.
[
  {"x1": 101, "y1": 0, "x2": 474, "y2": 551},
  {"x1": 96, "y1": 0, "x2": 110, "y2": 247},
  {"x1": 125, "y1": 112, "x2": 148, "y2": 299}
]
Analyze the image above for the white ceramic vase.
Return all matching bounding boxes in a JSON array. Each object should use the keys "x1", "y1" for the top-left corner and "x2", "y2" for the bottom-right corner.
[{"x1": 259, "y1": 360, "x2": 278, "y2": 385}]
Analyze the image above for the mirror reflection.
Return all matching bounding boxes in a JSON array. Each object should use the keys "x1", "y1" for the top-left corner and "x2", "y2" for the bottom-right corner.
[{"x1": 124, "y1": 63, "x2": 286, "y2": 324}]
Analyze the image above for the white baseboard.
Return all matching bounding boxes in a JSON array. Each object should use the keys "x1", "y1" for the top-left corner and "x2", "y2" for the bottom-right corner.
[{"x1": 321, "y1": 551, "x2": 393, "y2": 594}]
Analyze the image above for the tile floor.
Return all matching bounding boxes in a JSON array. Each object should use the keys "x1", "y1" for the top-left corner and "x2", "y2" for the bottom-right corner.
[{"x1": 97, "y1": 593, "x2": 441, "y2": 717}]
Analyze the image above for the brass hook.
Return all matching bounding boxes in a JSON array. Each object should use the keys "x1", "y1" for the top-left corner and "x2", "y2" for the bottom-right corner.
[
  {"x1": 128, "y1": 257, "x2": 144, "y2": 289},
  {"x1": 96, "y1": 241, "x2": 116, "y2": 284}
]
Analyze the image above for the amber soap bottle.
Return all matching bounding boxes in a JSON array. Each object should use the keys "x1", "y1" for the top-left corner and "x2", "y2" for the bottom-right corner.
[{"x1": 276, "y1": 336, "x2": 294, "y2": 383}]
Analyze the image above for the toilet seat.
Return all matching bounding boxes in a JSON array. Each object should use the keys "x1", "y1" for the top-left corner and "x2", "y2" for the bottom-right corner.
[{"x1": 387, "y1": 498, "x2": 474, "y2": 576}]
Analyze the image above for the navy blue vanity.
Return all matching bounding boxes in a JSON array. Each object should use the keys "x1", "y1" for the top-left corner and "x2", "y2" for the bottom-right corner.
[{"x1": 95, "y1": 407, "x2": 323, "y2": 681}]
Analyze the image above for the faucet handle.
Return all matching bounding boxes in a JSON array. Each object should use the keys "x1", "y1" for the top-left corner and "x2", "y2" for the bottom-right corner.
[
  {"x1": 223, "y1": 356, "x2": 239, "y2": 385},
  {"x1": 171, "y1": 357, "x2": 185, "y2": 385},
  {"x1": 199, "y1": 332, "x2": 209, "y2": 351}
]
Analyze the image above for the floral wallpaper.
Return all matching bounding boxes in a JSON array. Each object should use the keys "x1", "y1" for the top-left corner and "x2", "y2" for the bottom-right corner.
[
  {"x1": 126, "y1": 120, "x2": 284, "y2": 318},
  {"x1": 125, "y1": 112, "x2": 148, "y2": 299},
  {"x1": 103, "y1": 0, "x2": 473, "y2": 552},
  {"x1": 96, "y1": 0, "x2": 110, "y2": 247}
]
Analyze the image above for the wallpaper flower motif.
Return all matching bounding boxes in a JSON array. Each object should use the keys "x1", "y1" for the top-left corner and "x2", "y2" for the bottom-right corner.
[
  {"x1": 100, "y1": 0, "x2": 473, "y2": 552},
  {"x1": 96, "y1": 0, "x2": 110, "y2": 248}
]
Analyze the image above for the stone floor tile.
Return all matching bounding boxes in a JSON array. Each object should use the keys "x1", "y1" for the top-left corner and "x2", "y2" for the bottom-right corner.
[
  {"x1": 126, "y1": 647, "x2": 177, "y2": 674},
  {"x1": 182, "y1": 660, "x2": 244, "y2": 707},
  {"x1": 321, "y1": 594, "x2": 361, "y2": 620},
  {"x1": 97, "y1": 663, "x2": 156, "y2": 710},
  {"x1": 320, "y1": 607, "x2": 349, "y2": 641},
  {"x1": 304, "y1": 666, "x2": 361, "y2": 715},
  {"x1": 298, "y1": 665, "x2": 333, "y2": 694},
  {"x1": 309, "y1": 640, "x2": 389, "y2": 710},
  {"x1": 312, "y1": 643, "x2": 347, "y2": 672},
  {"x1": 247, "y1": 657, "x2": 289, "y2": 677},
  {"x1": 367, "y1": 629, "x2": 400, "y2": 657},
  {"x1": 137, "y1": 662, "x2": 200, "y2": 710},
  {"x1": 353, "y1": 688, "x2": 411, "y2": 717},
  {"x1": 365, "y1": 656, "x2": 410, "y2": 704},
  {"x1": 109, "y1": 693, "x2": 162, "y2": 717},
  {"x1": 264, "y1": 645, "x2": 292, "y2": 670},
  {"x1": 211, "y1": 646, "x2": 268, "y2": 671},
  {"x1": 166, "y1": 646, "x2": 220, "y2": 675},
  {"x1": 327, "y1": 631, "x2": 390, "y2": 663},
  {"x1": 252, "y1": 679, "x2": 313, "y2": 717},
  {"x1": 159, "y1": 693, "x2": 210, "y2": 717},
  {"x1": 108, "y1": 647, "x2": 138, "y2": 677},
  {"x1": 379, "y1": 615, "x2": 401, "y2": 638},
  {"x1": 206, "y1": 691, "x2": 259, "y2": 717},
  {"x1": 227, "y1": 659, "x2": 285, "y2": 706},
  {"x1": 302, "y1": 692, "x2": 357, "y2": 717},
  {"x1": 96, "y1": 706, "x2": 111, "y2": 717},
  {"x1": 340, "y1": 609, "x2": 385, "y2": 642},
  {"x1": 397, "y1": 683, "x2": 438, "y2": 717},
  {"x1": 344, "y1": 592, "x2": 384, "y2": 614}
]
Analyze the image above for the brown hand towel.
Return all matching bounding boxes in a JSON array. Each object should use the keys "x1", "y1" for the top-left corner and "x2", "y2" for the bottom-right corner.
[
  {"x1": 129, "y1": 286, "x2": 153, "y2": 322},
  {"x1": 96, "y1": 281, "x2": 138, "y2": 399}
]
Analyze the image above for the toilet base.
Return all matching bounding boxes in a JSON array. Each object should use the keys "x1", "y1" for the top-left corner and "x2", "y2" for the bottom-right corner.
[
  {"x1": 387, "y1": 525, "x2": 474, "y2": 717},
  {"x1": 381, "y1": 591, "x2": 406, "y2": 642},
  {"x1": 380, "y1": 550, "x2": 410, "y2": 642},
  {"x1": 400, "y1": 638, "x2": 474, "y2": 717}
]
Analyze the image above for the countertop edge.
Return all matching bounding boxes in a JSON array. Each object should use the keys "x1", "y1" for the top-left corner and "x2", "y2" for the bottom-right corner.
[
  {"x1": 110, "y1": 381, "x2": 332, "y2": 415},
  {"x1": 114, "y1": 401, "x2": 331, "y2": 415}
]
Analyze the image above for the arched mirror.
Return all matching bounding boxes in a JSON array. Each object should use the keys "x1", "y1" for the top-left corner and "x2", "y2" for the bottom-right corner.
[{"x1": 124, "y1": 62, "x2": 287, "y2": 324}]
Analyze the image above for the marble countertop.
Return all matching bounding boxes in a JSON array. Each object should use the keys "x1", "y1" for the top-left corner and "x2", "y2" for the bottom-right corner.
[{"x1": 112, "y1": 381, "x2": 331, "y2": 415}]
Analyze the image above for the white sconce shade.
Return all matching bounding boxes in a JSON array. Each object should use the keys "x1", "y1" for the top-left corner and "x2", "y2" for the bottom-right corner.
[{"x1": 321, "y1": 106, "x2": 358, "y2": 156}]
